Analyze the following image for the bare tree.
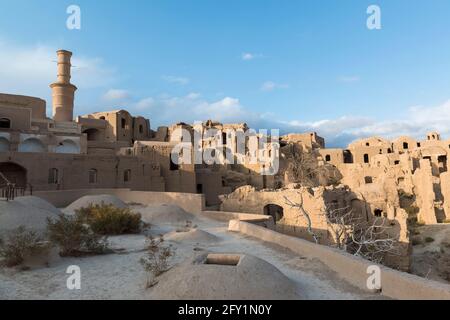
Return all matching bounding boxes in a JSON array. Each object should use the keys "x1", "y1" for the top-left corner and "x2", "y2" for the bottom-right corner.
[
  {"x1": 285, "y1": 194, "x2": 400, "y2": 264},
  {"x1": 284, "y1": 194, "x2": 320, "y2": 244},
  {"x1": 323, "y1": 205, "x2": 354, "y2": 250},
  {"x1": 325, "y1": 203, "x2": 400, "y2": 263},
  {"x1": 283, "y1": 144, "x2": 318, "y2": 187},
  {"x1": 349, "y1": 217, "x2": 399, "y2": 263},
  {"x1": 282, "y1": 142, "x2": 341, "y2": 187}
]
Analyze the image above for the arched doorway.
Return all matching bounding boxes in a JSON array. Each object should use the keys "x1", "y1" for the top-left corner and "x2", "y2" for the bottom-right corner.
[
  {"x1": 263, "y1": 204, "x2": 284, "y2": 222},
  {"x1": 0, "y1": 162, "x2": 27, "y2": 187},
  {"x1": 343, "y1": 150, "x2": 353, "y2": 164}
]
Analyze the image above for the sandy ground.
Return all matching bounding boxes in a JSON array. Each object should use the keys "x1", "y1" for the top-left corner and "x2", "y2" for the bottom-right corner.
[
  {"x1": 411, "y1": 223, "x2": 450, "y2": 283},
  {"x1": 0, "y1": 204, "x2": 384, "y2": 300}
]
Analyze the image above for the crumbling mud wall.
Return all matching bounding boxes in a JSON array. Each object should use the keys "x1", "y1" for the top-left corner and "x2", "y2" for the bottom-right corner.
[{"x1": 220, "y1": 184, "x2": 411, "y2": 271}]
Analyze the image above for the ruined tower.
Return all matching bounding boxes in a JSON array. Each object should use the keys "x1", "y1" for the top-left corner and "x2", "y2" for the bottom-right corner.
[{"x1": 50, "y1": 50, "x2": 77, "y2": 122}]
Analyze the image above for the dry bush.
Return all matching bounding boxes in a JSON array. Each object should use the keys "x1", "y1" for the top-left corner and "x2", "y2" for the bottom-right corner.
[
  {"x1": 0, "y1": 227, "x2": 49, "y2": 267},
  {"x1": 47, "y1": 214, "x2": 109, "y2": 257},
  {"x1": 75, "y1": 203, "x2": 144, "y2": 235},
  {"x1": 139, "y1": 235, "x2": 174, "y2": 288}
]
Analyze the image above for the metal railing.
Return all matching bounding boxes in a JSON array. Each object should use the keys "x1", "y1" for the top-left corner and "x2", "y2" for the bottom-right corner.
[
  {"x1": 0, "y1": 183, "x2": 33, "y2": 201},
  {"x1": 0, "y1": 171, "x2": 33, "y2": 201}
]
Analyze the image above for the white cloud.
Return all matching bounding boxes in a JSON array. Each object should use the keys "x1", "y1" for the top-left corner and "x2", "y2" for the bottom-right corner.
[
  {"x1": 106, "y1": 88, "x2": 450, "y2": 148},
  {"x1": 162, "y1": 75, "x2": 190, "y2": 85},
  {"x1": 281, "y1": 100, "x2": 450, "y2": 147},
  {"x1": 193, "y1": 97, "x2": 247, "y2": 121},
  {"x1": 0, "y1": 39, "x2": 117, "y2": 99},
  {"x1": 241, "y1": 52, "x2": 263, "y2": 61},
  {"x1": 135, "y1": 97, "x2": 155, "y2": 110},
  {"x1": 128, "y1": 93, "x2": 258, "y2": 126},
  {"x1": 338, "y1": 75, "x2": 360, "y2": 83},
  {"x1": 261, "y1": 81, "x2": 290, "y2": 92},
  {"x1": 102, "y1": 89, "x2": 131, "y2": 102},
  {"x1": 186, "y1": 92, "x2": 201, "y2": 100}
]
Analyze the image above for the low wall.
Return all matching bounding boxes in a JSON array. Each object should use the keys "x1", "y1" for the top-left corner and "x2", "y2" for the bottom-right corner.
[
  {"x1": 229, "y1": 220, "x2": 450, "y2": 300},
  {"x1": 201, "y1": 210, "x2": 275, "y2": 228},
  {"x1": 32, "y1": 189, "x2": 205, "y2": 214}
]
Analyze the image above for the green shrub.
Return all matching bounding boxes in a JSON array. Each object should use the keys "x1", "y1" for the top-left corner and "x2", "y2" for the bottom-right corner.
[
  {"x1": 0, "y1": 227, "x2": 49, "y2": 267},
  {"x1": 47, "y1": 214, "x2": 109, "y2": 257},
  {"x1": 75, "y1": 204, "x2": 143, "y2": 235}
]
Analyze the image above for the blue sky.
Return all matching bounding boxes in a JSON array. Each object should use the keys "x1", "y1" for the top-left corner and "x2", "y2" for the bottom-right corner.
[{"x1": 1, "y1": 0, "x2": 450, "y2": 146}]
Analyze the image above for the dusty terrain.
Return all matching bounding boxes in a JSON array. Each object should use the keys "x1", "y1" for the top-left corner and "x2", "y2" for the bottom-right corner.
[
  {"x1": 0, "y1": 197, "x2": 385, "y2": 300},
  {"x1": 411, "y1": 224, "x2": 450, "y2": 284}
]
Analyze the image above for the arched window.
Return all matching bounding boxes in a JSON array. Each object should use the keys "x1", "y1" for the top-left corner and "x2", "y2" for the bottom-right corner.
[
  {"x1": 139, "y1": 125, "x2": 144, "y2": 134},
  {"x1": 88, "y1": 169, "x2": 97, "y2": 184},
  {"x1": 325, "y1": 154, "x2": 331, "y2": 162},
  {"x1": 0, "y1": 118, "x2": 11, "y2": 129},
  {"x1": 121, "y1": 118, "x2": 126, "y2": 129},
  {"x1": 343, "y1": 150, "x2": 353, "y2": 164},
  {"x1": 403, "y1": 142, "x2": 409, "y2": 149},
  {"x1": 19, "y1": 138, "x2": 46, "y2": 153},
  {"x1": 48, "y1": 168, "x2": 59, "y2": 184}
]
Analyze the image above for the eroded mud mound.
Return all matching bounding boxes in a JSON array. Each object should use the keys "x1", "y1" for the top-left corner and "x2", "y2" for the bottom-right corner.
[
  {"x1": 64, "y1": 194, "x2": 127, "y2": 214},
  {"x1": 139, "y1": 204, "x2": 196, "y2": 225},
  {"x1": 151, "y1": 252, "x2": 300, "y2": 300}
]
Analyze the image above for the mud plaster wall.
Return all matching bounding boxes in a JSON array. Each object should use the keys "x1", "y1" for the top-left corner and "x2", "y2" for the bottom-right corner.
[{"x1": 33, "y1": 189, "x2": 205, "y2": 213}]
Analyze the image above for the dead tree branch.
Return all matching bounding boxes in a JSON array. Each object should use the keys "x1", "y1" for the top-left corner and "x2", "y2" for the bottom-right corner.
[{"x1": 284, "y1": 194, "x2": 320, "y2": 244}]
